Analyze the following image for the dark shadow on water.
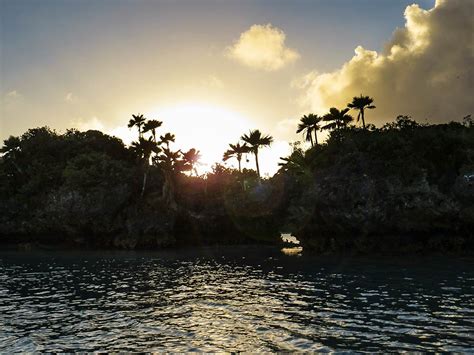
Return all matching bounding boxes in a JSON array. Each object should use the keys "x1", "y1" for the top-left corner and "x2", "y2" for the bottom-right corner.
[{"x1": 0, "y1": 246, "x2": 473, "y2": 352}]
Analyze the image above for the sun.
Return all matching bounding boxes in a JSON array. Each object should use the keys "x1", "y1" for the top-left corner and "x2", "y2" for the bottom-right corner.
[
  {"x1": 106, "y1": 101, "x2": 291, "y2": 176},
  {"x1": 146, "y1": 102, "x2": 253, "y2": 174}
]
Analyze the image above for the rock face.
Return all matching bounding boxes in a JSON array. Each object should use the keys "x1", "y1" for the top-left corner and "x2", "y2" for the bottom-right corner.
[
  {"x1": 0, "y1": 183, "x2": 280, "y2": 249},
  {"x1": 293, "y1": 164, "x2": 474, "y2": 254}
]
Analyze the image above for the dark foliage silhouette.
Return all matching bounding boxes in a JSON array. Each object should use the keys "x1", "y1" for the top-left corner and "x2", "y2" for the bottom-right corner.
[
  {"x1": 241, "y1": 130, "x2": 273, "y2": 183},
  {"x1": 347, "y1": 95, "x2": 375, "y2": 129},
  {"x1": 1, "y1": 94, "x2": 473, "y2": 253},
  {"x1": 296, "y1": 114, "x2": 322, "y2": 146}
]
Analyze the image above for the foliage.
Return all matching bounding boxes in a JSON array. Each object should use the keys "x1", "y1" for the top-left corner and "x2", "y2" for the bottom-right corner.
[
  {"x1": 347, "y1": 95, "x2": 376, "y2": 129},
  {"x1": 241, "y1": 129, "x2": 273, "y2": 181},
  {"x1": 321, "y1": 107, "x2": 353, "y2": 131},
  {"x1": 296, "y1": 114, "x2": 322, "y2": 146},
  {"x1": 1, "y1": 105, "x2": 473, "y2": 252}
]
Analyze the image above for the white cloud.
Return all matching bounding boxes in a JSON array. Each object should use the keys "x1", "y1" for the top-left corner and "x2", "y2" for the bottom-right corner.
[
  {"x1": 6, "y1": 90, "x2": 20, "y2": 98},
  {"x1": 72, "y1": 117, "x2": 136, "y2": 145},
  {"x1": 297, "y1": 0, "x2": 474, "y2": 124},
  {"x1": 65, "y1": 92, "x2": 76, "y2": 102},
  {"x1": 3, "y1": 90, "x2": 23, "y2": 108},
  {"x1": 226, "y1": 24, "x2": 300, "y2": 71},
  {"x1": 74, "y1": 117, "x2": 105, "y2": 131}
]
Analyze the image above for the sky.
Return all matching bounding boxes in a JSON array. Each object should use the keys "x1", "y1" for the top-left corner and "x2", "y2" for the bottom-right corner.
[{"x1": 1, "y1": 0, "x2": 472, "y2": 175}]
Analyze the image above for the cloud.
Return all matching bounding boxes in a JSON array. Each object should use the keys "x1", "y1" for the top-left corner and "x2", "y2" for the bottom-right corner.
[
  {"x1": 73, "y1": 117, "x2": 137, "y2": 145},
  {"x1": 296, "y1": 0, "x2": 474, "y2": 124},
  {"x1": 65, "y1": 92, "x2": 76, "y2": 102},
  {"x1": 74, "y1": 117, "x2": 105, "y2": 131},
  {"x1": 5, "y1": 90, "x2": 20, "y2": 98},
  {"x1": 3, "y1": 90, "x2": 23, "y2": 108},
  {"x1": 226, "y1": 24, "x2": 300, "y2": 71}
]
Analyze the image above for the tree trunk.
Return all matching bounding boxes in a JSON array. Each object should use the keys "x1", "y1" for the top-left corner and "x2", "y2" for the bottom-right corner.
[
  {"x1": 238, "y1": 157, "x2": 242, "y2": 173},
  {"x1": 309, "y1": 133, "x2": 314, "y2": 147},
  {"x1": 140, "y1": 170, "x2": 147, "y2": 199},
  {"x1": 314, "y1": 130, "x2": 318, "y2": 145},
  {"x1": 361, "y1": 109, "x2": 366, "y2": 129},
  {"x1": 162, "y1": 172, "x2": 177, "y2": 209},
  {"x1": 255, "y1": 150, "x2": 261, "y2": 184}
]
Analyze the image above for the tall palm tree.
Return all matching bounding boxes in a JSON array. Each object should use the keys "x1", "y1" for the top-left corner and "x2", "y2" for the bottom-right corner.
[
  {"x1": 128, "y1": 114, "x2": 146, "y2": 138},
  {"x1": 347, "y1": 95, "x2": 375, "y2": 129},
  {"x1": 241, "y1": 129, "x2": 273, "y2": 183},
  {"x1": 159, "y1": 133, "x2": 175, "y2": 149},
  {"x1": 223, "y1": 142, "x2": 249, "y2": 172},
  {"x1": 131, "y1": 137, "x2": 161, "y2": 198},
  {"x1": 296, "y1": 114, "x2": 322, "y2": 146},
  {"x1": 154, "y1": 147, "x2": 183, "y2": 208},
  {"x1": 143, "y1": 119, "x2": 163, "y2": 143},
  {"x1": 321, "y1": 107, "x2": 353, "y2": 131},
  {"x1": 183, "y1": 148, "x2": 201, "y2": 176}
]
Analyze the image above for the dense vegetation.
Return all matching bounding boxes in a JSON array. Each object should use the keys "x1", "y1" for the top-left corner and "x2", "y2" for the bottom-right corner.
[
  {"x1": 278, "y1": 115, "x2": 474, "y2": 253},
  {"x1": 1, "y1": 96, "x2": 473, "y2": 253},
  {"x1": 0, "y1": 126, "x2": 279, "y2": 248}
]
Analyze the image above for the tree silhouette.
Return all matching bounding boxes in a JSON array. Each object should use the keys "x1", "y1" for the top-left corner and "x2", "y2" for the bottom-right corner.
[
  {"x1": 143, "y1": 119, "x2": 163, "y2": 143},
  {"x1": 1, "y1": 136, "x2": 21, "y2": 158},
  {"x1": 241, "y1": 129, "x2": 273, "y2": 183},
  {"x1": 278, "y1": 147, "x2": 312, "y2": 181},
  {"x1": 183, "y1": 148, "x2": 201, "y2": 176},
  {"x1": 131, "y1": 137, "x2": 161, "y2": 198},
  {"x1": 128, "y1": 114, "x2": 147, "y2": 138},
  {"x1": 223, "y1": 142, "x2": 250, "y2": 172},
  {"x1": 154, "y1": 147, "x2": 184, "y2": 208},
  {"x1": 347, "y1": 95, "x2": 376, "y2": 129},
  {"x1": 296, "y1": 114, "x2": 322, "y2": 146},
  {"x1": 0, "y1": 136, "x2": 23, "y2": 174},
  {"x1": 322, "y1": 107, "x2": 353, "y2": 131},
  {"x1": 159, "y1": 133, "x2": 175, "y2": 149}
]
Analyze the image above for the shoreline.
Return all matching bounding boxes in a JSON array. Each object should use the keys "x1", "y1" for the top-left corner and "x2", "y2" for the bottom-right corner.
[{"x1": 2, "y1": 237, "x2": 473, "y2": 256}]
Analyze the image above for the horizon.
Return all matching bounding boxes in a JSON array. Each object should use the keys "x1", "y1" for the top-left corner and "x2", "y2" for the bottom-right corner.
[{"x1": 1, "y1": 0, "x2": 473, "y2": 175}]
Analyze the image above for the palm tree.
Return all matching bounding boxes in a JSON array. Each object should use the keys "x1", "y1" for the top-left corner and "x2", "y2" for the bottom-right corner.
[
  {"x1": 347, "y1": 95, "x2": 375, "y2": 129},
  {"x1": 278, "y1": 148, "x2": 312, "y2": 179},
  {"x1": 241, "y1": 129, "x2": 273, "y2": 183},
  {"x1": 183, "y1": 148, "x2": 201, "y2": 176},
  {"x1": 159, "y1": 133, "x2": 175, "y2": 149},
  {"x1": 143, "y1": 119, "x2": 163, "y2": 143},
  {"x1": 154, "y1": 147, "x2": 183, "y2": 208},
  {"x1": 128, "y1": 114, "x2": 146, "y2": 138},
  {"x1": 1, "y1": 136, "x2": 21, "y2": 157},
  {"x1": 321, "y1": 107, "x2": 353, "y2": 131},
  {"x1": 223, "y1": 142, "x2": 249, "y2": 172},
  {"x1": 131, "y1": 137, "x2": 161, "y2": 198},
  {"x1": 296, "y1": 114, "x2": 322, "y2": 146},
  {"x1": 1, "y1": 136, "x2": 22, "y2": 174}
]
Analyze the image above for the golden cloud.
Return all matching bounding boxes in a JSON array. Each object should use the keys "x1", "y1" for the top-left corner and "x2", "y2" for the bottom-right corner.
[
  {"x1": 297, "y1": 0, "x2": 474, "y2": 124},
  {"x1": 226, "y1": 24, "x2": 300, "y2": 71}
]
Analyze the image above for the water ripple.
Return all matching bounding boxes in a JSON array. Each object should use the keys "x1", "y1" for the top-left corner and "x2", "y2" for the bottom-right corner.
[{"x1": 0, "y1": 248, "x2": 473, "y2": 352}]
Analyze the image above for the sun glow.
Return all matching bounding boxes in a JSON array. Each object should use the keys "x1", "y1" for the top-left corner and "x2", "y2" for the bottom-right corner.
[
  {"x1": 77, "y1": 102, "x2": 291, "y2": 176},
  {"x1": 146, "y1": 103, "x2": 254, "y2": 174}
]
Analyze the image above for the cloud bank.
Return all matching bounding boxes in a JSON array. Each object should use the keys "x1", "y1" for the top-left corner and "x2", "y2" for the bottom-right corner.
[
  {"x1": 297, "y1": 0, "x2": 473, "y2": 124},
  {"x1": 226, "y1": 24, "x2": 299, "y2": 71}
]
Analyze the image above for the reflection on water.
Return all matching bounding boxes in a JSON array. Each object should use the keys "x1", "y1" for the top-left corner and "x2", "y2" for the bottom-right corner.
[
  {"x1": 0, "y1": 247, "x2": 473, "y2": 352},
  {"x1": 281, "y1": 246, "x2": 303, "y2": 256},
  {"x1": 281, "y1": 233, "x2": 300, "y2": 245}
]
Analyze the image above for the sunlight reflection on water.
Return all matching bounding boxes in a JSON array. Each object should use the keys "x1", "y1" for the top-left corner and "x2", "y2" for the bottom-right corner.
[{"x1": 0, "y1": 248, "x2": 473, "y2": 352}]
